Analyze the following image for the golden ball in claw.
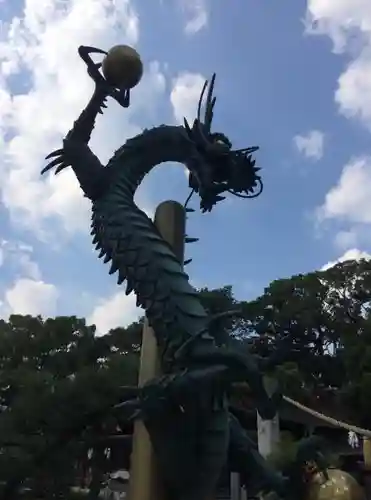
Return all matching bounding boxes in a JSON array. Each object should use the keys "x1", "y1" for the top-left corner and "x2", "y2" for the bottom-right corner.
[
  {"x1": 307, "y1": 469, "x2": 365, "y2": 500},
  {"x1": 102, "y1": 45, "x2": 143, "y2": 89}
]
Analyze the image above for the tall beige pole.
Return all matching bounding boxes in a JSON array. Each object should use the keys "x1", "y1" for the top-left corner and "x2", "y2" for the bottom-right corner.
[{"x1": 128, "y1": 200, "x2": 186, "y2": 500}]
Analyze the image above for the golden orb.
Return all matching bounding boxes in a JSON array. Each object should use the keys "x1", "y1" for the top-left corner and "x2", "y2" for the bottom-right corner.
[
  {"x1": 102, "y1": 45, "x2": 143, "y2": 89},
  {"x1": 307, "y1": 469, "x2": 365, "y2": 500}
]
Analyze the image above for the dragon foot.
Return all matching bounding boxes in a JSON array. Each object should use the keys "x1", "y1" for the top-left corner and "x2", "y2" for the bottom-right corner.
[
  {"x1": 180, "y1": 346, "x2": 282, "y2": 420},
  {"x1": 115, "y1": 365, "x2": 229, "y2": 423},
  {"x1": 78, "y1": 45, "x2": 130, "y2": 108}
]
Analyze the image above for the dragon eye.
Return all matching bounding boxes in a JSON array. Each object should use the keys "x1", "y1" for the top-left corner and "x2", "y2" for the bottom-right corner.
[{"x1": 214, "y1": 138, "x2": 230, "y2": 149}]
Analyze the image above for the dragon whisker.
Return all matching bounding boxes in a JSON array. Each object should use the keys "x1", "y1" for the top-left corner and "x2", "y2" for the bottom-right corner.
[
  {"x1": 233, "y1": 146, "x2": 259, "y2": 154},
  {"x1": 197, "y1": 80, "x2": 208, "y2": 123},
  {"x1": 204, "y1": 73, "x2": 216, "y2": 131}
]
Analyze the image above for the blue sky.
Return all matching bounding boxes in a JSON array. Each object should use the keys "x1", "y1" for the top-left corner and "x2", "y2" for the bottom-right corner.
[{"x1": 0, "y1": 0, "x2": 370, "y2": 333}]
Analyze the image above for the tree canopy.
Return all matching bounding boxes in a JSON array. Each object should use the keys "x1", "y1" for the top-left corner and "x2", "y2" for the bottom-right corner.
[
  {"x1": 239, "y1": 259, "x2": 371, "y2": 425},
  {"x1": 0, "y1": 315, "x2": 141, "y2": 498},
  {"x1": 1, "y1": 257, "x2": 371, "y2": 497}
]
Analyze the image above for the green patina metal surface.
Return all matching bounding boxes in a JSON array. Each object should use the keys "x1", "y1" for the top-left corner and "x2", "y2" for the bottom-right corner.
[{"x1": 40, "y1": 45, "x2": 327, "y2": 500}]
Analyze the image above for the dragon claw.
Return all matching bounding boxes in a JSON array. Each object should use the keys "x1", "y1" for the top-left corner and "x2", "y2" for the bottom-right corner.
[
  {"x1": 77, "y1": 45, "x2": 108, "y2": 90},
  {"x1": 45, "y1": 149, "x2": 63, "y2": 160},
  {"x1": 55, "y1": 163, "x2": 68, "y2": 174},
  {"x1": 41, "y1": 157, "x2": 63, "y2": 174},
  {"x1": 78, "y1": 45, "x2": 107, "y2": 59},
  {"x1": 41, "y1": 149, "x2": 69, "y2": 175}
]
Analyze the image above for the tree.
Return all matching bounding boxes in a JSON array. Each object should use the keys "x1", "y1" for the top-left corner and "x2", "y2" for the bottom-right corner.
[
  {"x1": 0, "y1": 288, "x2": 242, "y2": 497},
  {"x1": 2, "y1": 263, "x2": 371, "y2": 497},
  {"x1": 0, "y1": 314, "x2": 140, "y2": 498},
  {"x1": 325, "y1": 260, "x2": 371, "y2": 427},
  {"x1": 238, "y1": 272, "x2": 345, "y2": 398},
  {"x1": 238, "y1": 259, "x2": 371, "y2": 425},
  {"x1": 198, "y1": 286, "x2": 241, "y2": 346}
]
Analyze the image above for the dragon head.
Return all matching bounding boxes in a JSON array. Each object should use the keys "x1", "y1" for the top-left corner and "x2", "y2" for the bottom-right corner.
[{"x1": 183, "y1": 74, "x2": 263, "y2": 212}]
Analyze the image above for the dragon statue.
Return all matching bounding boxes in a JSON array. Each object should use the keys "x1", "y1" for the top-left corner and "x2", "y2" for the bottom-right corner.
[{"x1": 40, "y1": 46, "x2": 326, "y2": 500}]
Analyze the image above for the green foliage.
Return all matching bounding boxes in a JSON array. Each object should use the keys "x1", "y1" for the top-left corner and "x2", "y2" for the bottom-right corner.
[
  {"x1": 1, "y1": 259, "x2": 371, "y2": 495},
  {"x1": 266, "y1": 432, "x2": 340, "y2": 473},
  {"x1": 266, "y1": 432, "x2": 299, "y2": 470},
  {"x1": 196, "y1": 261, "x2": 371, "y2": 428},
  {"x1": 198, "y1": 286, "x2": 240, "y2": 345},
  {"x1": 0, "y1": 314, "x2": 141, "y2": 498},
  {"x1": 197, "y1": 265, "x2": 371, "y2": 425},
  {"x1": 235, "y1": 259, "x2": 371, "y2": 422}
]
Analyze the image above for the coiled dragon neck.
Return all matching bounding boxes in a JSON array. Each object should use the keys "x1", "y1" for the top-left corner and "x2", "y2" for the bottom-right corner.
[{"x1": 92, "y1": 125, "x2": 212, "y2": 370}]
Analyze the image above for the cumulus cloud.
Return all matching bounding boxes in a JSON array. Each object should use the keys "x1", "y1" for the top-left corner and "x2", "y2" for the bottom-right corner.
[
  {"x1": 170, "y1": 72, "x2": 205, "y2": 124},
  {"x1": 178, "y1": 0, "x2": 208, "y2": 35},
  {"x1": 0, "y1": 0, "x2": 171, "y2": 322},
  {"x1": 87, "y1": 290, "x2": 142, "y2": 335},
  {"x1": 305, "y1": 1, "x2": 371, "y2": 248},
  {"x1": 317, "y1": 157, "x2": 371, "y2": 225},
  {"x1": 305, "y1": 0, "x2": 371, "y2": 130},
  {"x1": 304, "y1": 0, "x2": 371, "y2": 53},
  {"x1": 321, "y1": 248, "x2": 371, "y2": 271},
  {"x1": 335, "y1": 51, "x2": 371, "y2": 128},
  {"x1": 0, "y1": 240, "x2": 58, "y2": 317},
  {"x1": 314, "y1": 155, "x2": 371, "y2": 250},
  {"x1": 293, "y1": 130, "x2": 325, "y2": 161},
  {"x1": 4, "y1": 278, "x2": 59, "y2": 317},
  {"x1": 0, "y1": 0, "x2": 165, "y2": 241}
]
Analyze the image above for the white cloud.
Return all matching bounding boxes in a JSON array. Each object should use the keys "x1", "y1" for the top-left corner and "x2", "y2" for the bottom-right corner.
[
  {"x1": 4, "y1": 278, "x2": 59, "y2": 317},
  {"x1": 321, "y1": 248, "x2": 371, "y2": 271},
  {"x1": 304, "y1": 0, "x2": 371, "y2": 54},
  {"x1": 178, "y1": 0, "x2": 208, "y2": 35},
  {"x1": 305, "y1": 2, "x2": 371, "y2": 246},
  {"x1": 0, "y1": 239, "x2": 57, "y2": 318},
  {"x1": 0, "y1": 239, "x2": 41, "y2": 279},
  {"x1": 0, "y1": 0, "x2": 165, "y2": 241},
  {"x1": 317, "y1": 157, "x2": 371, "y2": 225},
  {"x1": 315, "y1": 156, "x2": 371, "y2": 250},
  {"x1": 170, "y1": 72, "x2": 205, "y2": 124},
  {"x1": 335, "y1": 50, "x2": 371, "y2": 128},
  {"x1": 0, "y1": 0, "x2": 204, "y2": 327},
  {"x1": 87, "y1": 290, "x2": 142, "y2": 335},
  {"x1": 305, "y1": 0, "x2": 371, "y2": 129},
  {"x1": 293, "y1": 130, "x2": 325, "y2": 161}
]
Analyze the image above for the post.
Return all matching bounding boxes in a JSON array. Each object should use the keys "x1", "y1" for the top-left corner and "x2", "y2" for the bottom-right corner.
[
  {"x1": 364, "y1": 437, "x2": 371, "y2": 469},
  {"x1": 230, "y1": 472, "x2": 241, "y2": 500},
  {"x1": 256, "y1": 376, "x2": 280, "y2": 459},
  {"x1": 128, "y1": 201, "x2": 186, "y2": 500}
]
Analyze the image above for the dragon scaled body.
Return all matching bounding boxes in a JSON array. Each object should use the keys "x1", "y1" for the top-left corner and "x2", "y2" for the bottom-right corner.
[
  {"x1": 91, "y1": 125, "x2": 211, "y2": 371},
  {"x1": 40, "y1": 46, "x2": 326, "y2": 500}
]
